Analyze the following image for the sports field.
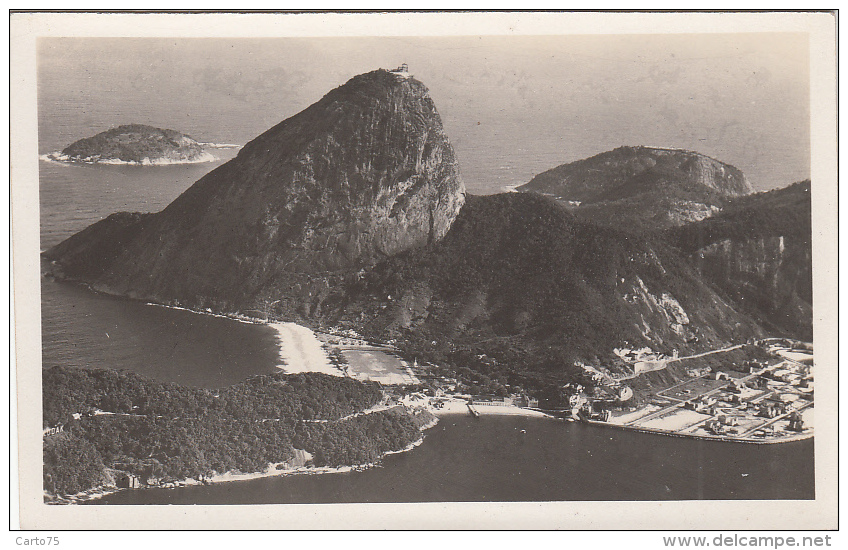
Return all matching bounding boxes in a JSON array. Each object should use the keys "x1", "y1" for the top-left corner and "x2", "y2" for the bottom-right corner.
[{"x1": 342, "y1": 350, "x2": 419, "y2": 385}]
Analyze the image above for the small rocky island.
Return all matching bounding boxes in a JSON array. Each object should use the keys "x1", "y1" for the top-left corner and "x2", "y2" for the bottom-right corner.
[{"x1": 43, "y1": 124, "x2": 219, "y2": 165}]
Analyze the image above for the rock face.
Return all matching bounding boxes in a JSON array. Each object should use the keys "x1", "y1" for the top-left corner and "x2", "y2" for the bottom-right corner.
[
  {"x1": 327, "y1": 193, "x2": 763, "y2": 367},
  {"x1": 55, "y1": 124, "x2": 213, "y2": 164},
  {"x1": 519, "y1": 146, "x2": 754, "y2": 229},
  {"x1": 45, "y1": 70, "x2": 466, "y2": 312},
  {"x1": 668, "y1": 181, "x2": 812, "y2": 340}
]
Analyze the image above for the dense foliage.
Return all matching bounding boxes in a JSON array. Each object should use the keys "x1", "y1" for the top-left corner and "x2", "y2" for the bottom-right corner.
[
  {"x1": 43, "y1": 367, "x2": 381, "y2": 427},
  {"x1": 43, "y1": 433, "x2": 108, "y2": 495},
  {"x1": 666, "y1": 181, "x2": 812, "y2": 339},
  {"x1": 667, "y1": 181, "x2": 811, "y2": 253},
  {"x1": 62, "y1": 124, "x2": 204, "y2": 163},
  {"x1": 43, "y1": 367, "x2": 429, "y2": 495},
  {"x1": 328, "y1": 193, "x2": 761, "y2": 395},
  {"x1": 518, "y1": 146, "x2": 751, "y2": 230},
  {"x1": 294, "y1": 407, "x2": 433, "y2": 467}
]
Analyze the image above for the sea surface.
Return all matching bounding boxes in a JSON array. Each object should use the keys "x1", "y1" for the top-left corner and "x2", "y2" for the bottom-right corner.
[
  {"x1": 38, "y1": 95, "x2": 814, "y2": 503},
  {"x1": 94, "y1": 415, "x2": 814, "y2": 504},
  {"x1": 40, "y1": 153, "x2": 284, "y2": 390}
]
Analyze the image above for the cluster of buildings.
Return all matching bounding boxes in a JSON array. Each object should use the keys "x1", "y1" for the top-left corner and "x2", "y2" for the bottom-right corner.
[
  {"x1": 323, "y1": 326, "x2": 377, "y2": 347},
  {"x1": 614, "y1": 346, "x2": 673, "y2": 364},
  {"x1": 691, "y1": 361, "x2": 812, "y2": 438},
  {"x1": 613, "y1": 346, "x2": 677, "y2": 375},
  {"x1": 470, "y1": 394, "x2": 539, "y2": 408}
]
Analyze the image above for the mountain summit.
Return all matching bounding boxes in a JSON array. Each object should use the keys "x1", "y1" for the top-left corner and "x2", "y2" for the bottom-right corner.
[
  {"x1": 519, "y1": 146, "x2": 754, "y2": 229},
  {"x1": 45, "y1": 69, "x2": 466, "y2": 311}
]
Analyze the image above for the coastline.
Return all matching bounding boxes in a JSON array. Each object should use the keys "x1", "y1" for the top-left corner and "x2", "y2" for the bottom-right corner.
[
  {"x1": 269, "y1": 321, "x2": 345, "y2": 377},
  {"x1": 197, "y1": 142, "x2": 242, "y2": 149},
  {"x1": 40, "y1": 150, "x2": 227, "y2": 166},
  {"x1": 143, "y1": 302, "x2": 266, "y2": 325},
  {"x1": 604, "y1": 397, "x2": 814, "y2": 445},
  {"x1": 427, "y1": 398, "x2": 553, "y2": 418},
  {"x1": 45, "y1": 402, "x2": 811, "y2": 505},
  {"x1": 41, "y1": 305, "x2": 554, "y2": 505},
  {"x1": 42, "y1": 289, "x2": 811, "y2": 506},
  {"x1": 587, "y1": 417, "x2": 814, "y2": 445},
  {"x1": 50, "y1": 413, "x2": 441, "y2": 505}
]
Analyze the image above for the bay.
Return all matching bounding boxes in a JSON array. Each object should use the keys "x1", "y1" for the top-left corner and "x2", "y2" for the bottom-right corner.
[
  {"x1": 94, "y1": 415, "x2": 814, "y2": 504},
  {"x1": 37, "y1": 79, "x2": 814, "y2": 504}
]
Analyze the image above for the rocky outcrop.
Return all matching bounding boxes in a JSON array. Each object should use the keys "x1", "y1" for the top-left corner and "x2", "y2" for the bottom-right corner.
[
  {"x1": 668, "y1": 181, "x2": 812, "y2": 340},
  {"x1": 42, "y1": 69, "x2": 785, "y2": 385},
  {"x1": 326, "y1": 193, "x2": 763, "y2": 368},
  {"x1": 51, "y1": 124, "x2": 214, "y2": 165},
  {"x1": 44, "y1": 70, "x2": 466, "y2": 313},
  {"x1": 518, "y1": 146, "x2": 754, "y2": 230}
]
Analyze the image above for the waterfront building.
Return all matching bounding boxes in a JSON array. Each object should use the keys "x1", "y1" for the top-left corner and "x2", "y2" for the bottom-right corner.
[
  {"x1": 471, "y1": 395, "x2": 514, "y2": 406},
  {"x1": 116, "y1": 473, "x2": 141, "y2": 489},
  {"x1": 788, "y1": 412, "x2": 805, "y2": 432},
  {"x1": 717, "y1": 414, "x2": 739, "y2": 426}
]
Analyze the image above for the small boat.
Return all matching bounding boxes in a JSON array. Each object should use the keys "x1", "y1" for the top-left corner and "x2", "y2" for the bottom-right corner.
[{"x1": 520, "y1": 429, "x2": 526, "y2": 434}]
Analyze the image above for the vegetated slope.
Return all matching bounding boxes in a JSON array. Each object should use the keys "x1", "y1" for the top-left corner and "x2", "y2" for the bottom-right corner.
[
  {"x1": 518, "y1": 146, "x2": 754, "y2": 230},
  {"x1": 324, "y1": 193, "x2": 763, "y2": 388},
  {"x1": 44, "y1": 70, "x2": 466, "y2": 314},
  {"x1": 59, "y1": 124, "x2": 210, "y2": 164},
  {"x1": 43, "y1": 367, "x2": 432, "y2": 497},
  {"x1": 667, "y1": 180, "x2": 812, "y2": 340}
]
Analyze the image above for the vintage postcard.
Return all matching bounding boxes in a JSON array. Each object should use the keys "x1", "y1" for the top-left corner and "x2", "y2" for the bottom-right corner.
[{"x1": 10, "y1": 11, "x2": 838, "y2": 530}]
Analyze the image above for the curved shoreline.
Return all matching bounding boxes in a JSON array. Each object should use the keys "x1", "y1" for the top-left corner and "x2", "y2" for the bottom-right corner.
[
  {"x1": 47, "y1": 397, "x2": 810, "y2": 505},
  {"x1": 41, "y1": 289, "x2": 811, "y2": 507},
  {"x1": 429, "y1": 398, "x2": 812, "y2": 445},
  {"x1": 49, "y1": 414, "x2": 441, "y2": 505},
  {"x1": 268, "y1": 321, "x2": 344, "y2": 376},
  {"x1": 585, "y1": 418, "x2": 813, "y2": 445},
  {"x1": 39, "y1": 148, "x2": 237, "y2": 166}
]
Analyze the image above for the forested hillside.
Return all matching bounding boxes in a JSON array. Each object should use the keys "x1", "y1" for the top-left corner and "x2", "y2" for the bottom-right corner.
[
  {"x1": 43, "y1": 367, "x2": 432, "y2": 496},
  {"x1": 667, "y1": 181, "x2": 812, "y2": 339}
]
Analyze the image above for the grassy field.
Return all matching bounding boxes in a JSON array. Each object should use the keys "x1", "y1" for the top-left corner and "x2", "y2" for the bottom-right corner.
[
  {"x1": 342, "y1": 350, "x2": 419, "y2": 385},
  {"x1": 658, "y1": 376, "x2": 727, "y2": 401}
]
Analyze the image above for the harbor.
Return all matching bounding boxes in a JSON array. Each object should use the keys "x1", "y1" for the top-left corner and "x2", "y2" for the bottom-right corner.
[
  {"x1": 388, "y1": 339, "x2": 814, "y2": 445},
  {"x1": 604, "y1": 342, "x2": 814, "y2": 444}
]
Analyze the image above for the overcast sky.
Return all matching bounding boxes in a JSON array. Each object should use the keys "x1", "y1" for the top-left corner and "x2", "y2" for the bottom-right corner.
[{"x1": 39, "y1": 34, "x2": 810, "y2": 191}]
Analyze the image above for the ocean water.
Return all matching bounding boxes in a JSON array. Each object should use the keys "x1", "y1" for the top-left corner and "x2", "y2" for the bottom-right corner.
[
  {"x1": 38, "y1": 88, "x2": 814, "y2": 504},
  {"x1": 39, "y1": 151, "x2": 285, "y2": 390},
  {"x1": 36, "y1": 61, "x2": 558, "y2": 196},
  {"x1": 95, "y1": 415, "x2": 814, "y2": 504}
]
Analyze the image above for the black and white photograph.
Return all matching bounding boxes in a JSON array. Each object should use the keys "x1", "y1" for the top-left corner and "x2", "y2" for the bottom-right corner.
[{"x1": 10, "y1": 11, "x2": 838, "y2": 531}]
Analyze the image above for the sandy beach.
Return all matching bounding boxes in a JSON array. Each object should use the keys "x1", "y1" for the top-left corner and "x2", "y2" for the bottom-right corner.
[
  {"x1": 639, "y1": 408, "x2": 709, "y2": 431},
  {"x1": 775, "y1": 348, "x2": 814, "y2": 363},
  {"x1": 269, "y1": 322, "x2": 345, "y2": 376},
  {"x1": 609, "y1": 405, "x2": 662, "y2": 425}
]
